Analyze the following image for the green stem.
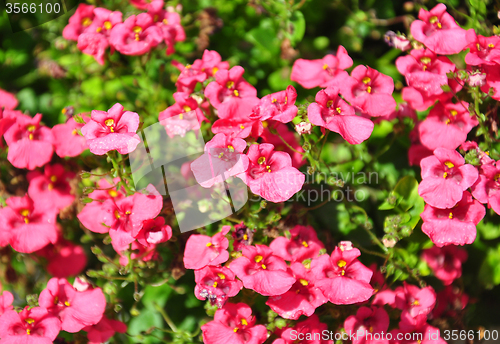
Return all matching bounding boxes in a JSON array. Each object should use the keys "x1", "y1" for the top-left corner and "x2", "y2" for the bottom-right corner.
[{"x1": 154, "y1": 303, "x2": 178, "y2": 333}]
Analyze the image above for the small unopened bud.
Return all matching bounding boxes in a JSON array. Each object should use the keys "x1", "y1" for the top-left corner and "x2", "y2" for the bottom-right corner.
[
  {"x1": 468, "y1": 71, "x2": 486, "y2": 87},
  {"x1": 295, "y1": 121, "x2": 312, "y2": 135},
  {"x1": 338, "y1": 241, "x2": 353, "y2": 251},
  {"x1": 384, "y1": 31, "x2": 411, "y2": 51}
]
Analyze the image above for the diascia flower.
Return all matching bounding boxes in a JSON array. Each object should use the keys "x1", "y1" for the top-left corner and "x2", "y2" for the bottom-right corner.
[
  {"x1": 238, "y1": 143, "x2": 305, "y2": 203},
  {"x1": 109, "y1": 13, "x2": 163, "y2": 56},
  {"x1": 0, "y1": 88, "x2": 18, "y2": 110},
  {"x1": 101, "y1": 184, "x2": 163, "y2": 252},
  {"x1": 421, "y1": 245, "x2": 467, "y2": 285},
  {"x1": 81, "y1": 103, "x2": 140, "y2": 155},
  {"x1": 183, "y1": 225, "x2": 230, "y2": 270},
  {"x1": 290, "y1": 45, "x2": 353, "y2": 89},
  {"x1": 418, "y1": 148, "x2": 478, "y2": 209},
  {"x1": 3, "y1": 113, "x2": 54, "y2": 170},
  {"x1": 84, "y1": 316, "x2": 127, "y2": 344},
  {"x1": 421, "y1": 191, "x2": 486, "y2": 247},
  {"x1": 330, "y1": 65, "x2": 396, "y2": 118},
  {"x1": 27, "y1": 164, "x2": 75, "y2": 211},
  {"x1": 194, "y1": 265, "x2": 242, "y2": 308},
  {"x1": 201, "y1": 302, "x2": 268, "y2": 344},
  {"x1": 0, "y1": 194, "x2": 58, "y2": 253},
  {"x1": 410, "y1": 3, "x2": 468, "y2": 55},
  {"x1": 52, "y1": 117, "x2": 88, "y2": 157},
  {"x1": 311, "y1": 246, "x2": 374, "y2": 304},
  {"x1": 211, "y1": 97, "x2": 263, "y2": 139},
  {"x1": 417, "y1": 101, "x2": 478, "y2": 150},
  {"x1": 204, "y1": 66, "x2": 257, "y2": 109},
  {"x1": 307, "y1": 86, "x2": 374, "y2": 144},
  {"x1": 272, "y1": 314, "x2": 331, "y2": 344},
  {"x1": 36, "y1": 239, "x2": 87, "y2": 278},
  {"x1": 266, "y1": 262, "x2": 327, "y2": 320},
  {"x1": 344, "y1": 306, "x2": 390, "y2": 344},
  {"x1": 465, "y1": 30, "x2": 500, "y2": 66},
  {"x1": 39, "y1": 278, "x2": 106, "y2": 333},
  {"x1": 77, "y1": 178, "x2": 125, "y2": 234},
  {"x1": 0, "y1": 307, "x2": 61, "y2": 344},
  {"x1": 77, "y1": 32, "x2": 109, "y2": 65},
  {"x1": 269, "y1": 224, "x2": 324, "y2": 262},
  {"x1": 62, "y1": 3, "x2": 95, "y2": 41},
  {"x1": 191, "y1": 133, "x2": 249, "y2": 188},
  {"x1": 396, "y1": 49, "x2": 456, "y2": 111},
  {"x1": 471, "y1": 161, "x2": 500, "y2": 215},
  {"x1": 250, "y1": 85, "x2": 298, "y2": 123},
  {"x1": 0, "y1": 291, "x2": 14, "y2": 316},
  {"x1": 229, "y1": 244, "x2": 296, "y2": 296}
]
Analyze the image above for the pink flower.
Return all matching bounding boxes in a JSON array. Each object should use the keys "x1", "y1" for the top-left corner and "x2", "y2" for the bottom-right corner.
[
  {"x1": 290, "y1": 46, "x2": 353, "y2": 89},
  {"x1": 331, "y1": 65, "x2": 396, "y2": 117},
  {"x1": 295, "y1": 121, "x2": 312, "y2": 135},
  {"x1": 421, "y1": 191, "x2": 486, "y2": 246},
  {"x1": 0, "y1": 307, "x2": 61, "y2": 344},
  {"x1": 192, "y1": 50, "x2": 229, "y2": 77},
  {"x1": 130, "y1": 0, "x2": 163, "y2": 10},
  {"x1": 52, "y1": 117, "x2": 88, "y2": 157},
  {"x1": 471, "y1": 162, "x2": 500, "y2": 214},
  {"x1": 87, "y1": 8, "x2": 123, "y2": 37},
  {"x1": 152, "y1": 10, "x2": 186, "y2": 54},
  {"x1": 238, "y1": 143, "x2": 305, "y2": 203},
  {"x1": 307, "y1": 86, "x2": 374, "y2": 144},
  {"x1": 421, "y1": 245, "x2": 467, "y2": 285},
  {"x1": 101, "y1": 184, "x2": 163, "y2": 252},
  {"x1": 344, "y1": 306, "x2": 390, "y2": 344},
  {"x1": 0, "y1": 291, "x2": 14, "y2": 316},
  {"x1": 418, "y1": 148, "x2": 478, "y2": 209},
  {"x1": 183, "y1": 226, "x2": 230, "y2": 270},
  {"x1": 0, "y1": 88, "x2": 18, "y2": 110},
  {"x1": 173, "y1": 60, "x2": 207, "y2": 93},
  {"x1": 250, "y1": 86, "x2": 298, "y2": 123},
  {"x1": 191, "y1": 133, "x2": 249, "y2": 188},
  {"x1": 212, "y1": 97, "x2": 263, "y2": 138},
  {"x1": 84, "y1": 316, "x2": 127, "y2": 344},
  {"x1": 39, "y1": 278, "x2": 106, "y2": 333},
  {"x1": 159, "y1": 92, "x2": 207, "y2": 124},
  {"x1": 468, "y1": 71, "x2": 487, "y2": 87},
  {"x1": 229, "y1": 244, "x2": 296, "y2": 296},
  {"x1": 432, "y1": 285, "x2": 468, "y2": 318},
  {"x1": 36, "y1": 239, "x2": 87, "y2": 278},
  {"x1": 0, "y1": 194, "x2": 58, "y2": 253},
  {"x1": 135, "y1": 217, "x2": 172, "y2": 246},
  {"x1": 62, "y1": 3, "x2": 95, "y2": 41},
  {"x1": 205, "y1": 66, "x2": 257, "y2": 109},
  {"x1": 201, "y1": 303, "x2": 268, "y2": 344},
  {"x1": 109, "y1": 13, "x2": 163, "y2": 56},
  {"x1": 418, "y1": 101, "x2": 478, "y2": 150},
  {"x1": 482, "y1": 65, "x2": 500, "y2": 101},
  {"x1": 311, "y1": 246, "x2": 374, "y2": 304},
  {"x1": 269, "y1": 225, "x2": 324, "y2": 262},
  {"x1": 3, "y1": 113, "x2": 54, "y2": 170},
  {"x1": 81, "y1": 103, "x2": 140, "y2": 155},
  {"x1": 395, "y1": 283, "x2": 436, "y2": 319},
  {"x1": 396, "y1": 49, "x2": 456, "y2": 111},
  {"x1": 272, "y1": 315, "x2": 331, "y2": 344},
  {"x1": 77, "y1": 32, "x2": 109, "y2": 65},
  {"x1": 410, "y1": 3, "x2": 468, "y2": 55},
  {"x1": 266, "y1": 262, "x2": 327, "y2": 320},
  {"x1": 465, "y1": 30, "x2": 500, "y2": 66},
  {"x1": 77, "y1": 178, "x2": 125, "y2": 234},
  {"x1": 194, "y1": 265, "x2": 242, "y2": 308},
  {"x1": 27, "y1": 164, "x2": 75, "y2": 211}
]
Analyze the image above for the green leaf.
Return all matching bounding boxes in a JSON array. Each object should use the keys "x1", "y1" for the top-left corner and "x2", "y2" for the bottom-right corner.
[
  {"x1": 289, "y1": 11, "x2": 305, "y2": 46},
  {"x1": 393, "y1": 176, "x2": 420, "y2": 212}
]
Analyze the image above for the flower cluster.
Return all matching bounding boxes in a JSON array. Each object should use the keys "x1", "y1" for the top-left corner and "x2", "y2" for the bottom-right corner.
[
  {"x1": 0, "y1": 277, "x2": 126, "y2": 344},
  {"x1": 63, "y1": 0, "x2": 185, "y2": 64}
]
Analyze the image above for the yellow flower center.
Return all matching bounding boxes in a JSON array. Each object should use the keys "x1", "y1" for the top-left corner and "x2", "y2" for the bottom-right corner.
[
  {"x1": 25, "y1": 318, "x2": 35, "y2": 324},
  {"x1": 206, "y1": 242, "x2": 212, "y2": 247},
  {"x1": 444, "y1": 161, "x2": 454, "y2": 168},
  {"x1": 362, "y1": 76, "x2": 371, "y2": 84},
  {"x1": 104, "y1": 21, "x2": 112, "y2": 30},
  {"x1": 302, "y1": 241, "x2": 309, "y2": 247},
  {"x1": 322, "y1": 64, "x2": 328, "y2": 70},
  {"x1": 420, "y1": 57, "x2": 431, "y2": 65},
  {"x1": 217, "y1": 273, "x2": 226, "y2": 279},
  {"x1": 257, "y1": 157, "x2": 266, "y2": 165},
  {"x1": 337, "y1": 259, "x2": 347, "y2": 268},
  {"x1": 254, "y1": 255, "x2": 263, "y2": 263},
  {"x1": 326, "y1": 100, "x2": 333, "y2": 108},
  {"x1": 108, "y1": 190, "x2": 118, "y2": 197},
  {"x1": 233, "y1": 89, "x2": 240, "y2": 97},
  {"x1": 299, "y1": 279, "x2": 309, "y2": 286},
  {"x1": 81, "y1": 17, "x2": 92, "y2": 27},
  {"x1": 228, "y1": 145, "x2": 234, "y2": 152},
  {"x1": 226, "y1": 81, "x2": 235, "y2": 89},
  {"x1": 449, "y1": 212, "x2": 453, "y2": 219}
]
